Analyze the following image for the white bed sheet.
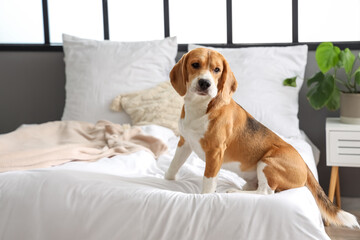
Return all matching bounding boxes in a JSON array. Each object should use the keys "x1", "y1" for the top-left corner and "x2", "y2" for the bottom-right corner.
[{"x1": 0, "y1": 125, "x2": 329, "y2": 240}]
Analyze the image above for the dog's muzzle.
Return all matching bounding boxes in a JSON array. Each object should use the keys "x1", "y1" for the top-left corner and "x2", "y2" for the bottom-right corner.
[{"x1": 198, "y1": 79, "x2": 211, "y2": 93}]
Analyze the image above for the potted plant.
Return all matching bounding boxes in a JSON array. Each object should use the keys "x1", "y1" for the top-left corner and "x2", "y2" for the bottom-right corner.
[{"x1": 284, "y1": 42, "x2": 360, "y2": 124}]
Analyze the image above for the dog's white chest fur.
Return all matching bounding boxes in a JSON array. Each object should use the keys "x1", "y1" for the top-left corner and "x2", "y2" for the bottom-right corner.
[{"x1": 179, "y1": 96, "x2": 211, "y2": 161}]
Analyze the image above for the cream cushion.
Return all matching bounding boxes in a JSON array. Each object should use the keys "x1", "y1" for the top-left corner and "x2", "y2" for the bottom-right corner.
[{"x1": 111, "y1": 81, "x2": 183, "y2": 135}]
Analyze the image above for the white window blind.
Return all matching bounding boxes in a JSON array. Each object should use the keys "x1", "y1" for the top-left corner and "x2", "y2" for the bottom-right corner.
[
  {"x1": 299, "y1": 0, "x2": 360, "y2": 42},
  {"x1": 169, "y1": 0, "x2": 227, "y2": 44},
  {"x1": 48, "y1": 0, "x2": 104, "y2": 43},
  {"x1": 232, "y1": 0, "x2": 292, "y2": 44},
  {"x1": 0, "y1": 0, "x2": 44, "y2": 43},
  {"x1": 108, "y1": 0, "x2": 164, "y2": 42}
]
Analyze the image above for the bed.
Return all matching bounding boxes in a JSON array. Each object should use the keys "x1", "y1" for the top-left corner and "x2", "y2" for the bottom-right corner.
[{"x1": 0, "y1": 35, "x2": 331, "y2": 239}]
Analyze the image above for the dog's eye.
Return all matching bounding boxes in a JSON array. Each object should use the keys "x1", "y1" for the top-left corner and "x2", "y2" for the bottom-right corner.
[
  {"x1": 191, "y1": 63, "x2": 200, "y2": 69},
  {"x1": 214, "y1": 67, "x2": 221, "y2": 73}
]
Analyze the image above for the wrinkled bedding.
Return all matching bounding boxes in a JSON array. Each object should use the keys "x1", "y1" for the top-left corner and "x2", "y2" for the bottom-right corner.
[
  {"x1": 0, "y1": 124, "x2": 329, "y2": 240},
  {"x1": 0, "y1": 121, "x2": 167, "y2": 172}
]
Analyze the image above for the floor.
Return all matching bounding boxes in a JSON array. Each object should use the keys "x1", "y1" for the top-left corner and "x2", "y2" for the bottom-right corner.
[{"x1": 325, "y1": 197, "x2": 360, "y2": 240}]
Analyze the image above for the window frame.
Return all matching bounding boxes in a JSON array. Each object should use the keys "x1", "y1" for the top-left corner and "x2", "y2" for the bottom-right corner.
[{"x1": 1, "y1": 0, "x2": 360, "y2": 51}]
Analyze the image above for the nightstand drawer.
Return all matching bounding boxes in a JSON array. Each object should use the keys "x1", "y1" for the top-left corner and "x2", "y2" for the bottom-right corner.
[{"x1": 328, "y1": 131, "x2": 360, "y2": 167}]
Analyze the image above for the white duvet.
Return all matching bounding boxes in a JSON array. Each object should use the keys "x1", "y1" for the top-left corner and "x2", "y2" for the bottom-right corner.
[{"x1": 0, "y1": 125, "x2": 329, "y2": 240}]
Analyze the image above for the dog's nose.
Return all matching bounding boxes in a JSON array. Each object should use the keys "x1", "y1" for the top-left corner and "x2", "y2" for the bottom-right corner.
[{"x1": 198, "y1": 79, "x2": 211, "y2": 91}]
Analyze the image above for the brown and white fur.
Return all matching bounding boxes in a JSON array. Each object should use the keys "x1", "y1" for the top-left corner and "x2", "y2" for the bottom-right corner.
[{"x1": 165, "y1": 48, "x2": 359, "y2": 228}]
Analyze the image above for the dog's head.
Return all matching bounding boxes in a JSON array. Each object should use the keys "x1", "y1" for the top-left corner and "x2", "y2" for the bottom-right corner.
[{"x1": 170, "y1": 48, "x2": 237, "y2": 104}]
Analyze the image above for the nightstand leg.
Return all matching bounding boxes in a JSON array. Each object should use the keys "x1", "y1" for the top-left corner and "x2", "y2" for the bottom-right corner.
[
  {"x1": 335, "y1": 173, "x2": 341, "y2": 208},
  {"x1": 328, "y1": 166, "x2": 339, "y2": 204}
]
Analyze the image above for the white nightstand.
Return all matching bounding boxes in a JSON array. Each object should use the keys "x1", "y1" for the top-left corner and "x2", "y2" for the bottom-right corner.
[{"x1": 326, "y1": 118, "x2": 360, "y2": 208}]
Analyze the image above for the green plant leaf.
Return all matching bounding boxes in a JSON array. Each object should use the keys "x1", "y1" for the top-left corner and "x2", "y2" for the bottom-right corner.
[
  {"x1": 306, "y1": 73, "x2": 335, "y2": 110},
  {"x1": 307, "y1": 72, "x2": 324, "y2": 88},
  {"x1": 325, "y1": 85, "x2": 340, "y2": 111},
  {"x1": 315, "y1": 42, "x2": 340, "y2": 73},
  {"x1": 283, "y1": 77, "x2": 297, "y2": 87},
  {"x1": 338, "y1": 48, "x2": 355, "y2": 75},
  {"x1": 355, "y1": 71, "x2": 360, "y2": 86}
]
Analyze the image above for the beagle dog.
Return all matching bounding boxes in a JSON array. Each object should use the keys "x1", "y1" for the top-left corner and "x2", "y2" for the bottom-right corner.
[{"x1": 165, "y1": 47, "x2": 359, "y2": 228}]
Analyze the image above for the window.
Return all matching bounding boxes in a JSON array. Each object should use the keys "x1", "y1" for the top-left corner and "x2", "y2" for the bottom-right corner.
[
  {"x1": 0, "y1": 0, "x2": 44, "y2": 43},
  {"x1": 299, "y1": 0, "x2": 360, "y2": 42},
  {"x1": 108, "y1": 0, "x2": 164, "y2": 42},
  {"x1": 0, "y1": 0, "x2": 360, "y2": 49},
  {"x1": 169, "y1": 0, "x2": 227, "y2": 44},
  {"x1": 232, "y1": 0, "x2": 292, "y2": 43},
  {"x1": 48, "y1": 0, "x2": 104, "y2": 43}
]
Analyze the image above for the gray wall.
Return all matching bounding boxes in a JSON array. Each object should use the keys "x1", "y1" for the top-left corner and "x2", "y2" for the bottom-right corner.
[
  {"x1": 0, "y1": 50, "x2": 359, "y2": 197},
  {"x1": 0, "y1": 52, "x2": 65, "y2": 132}
]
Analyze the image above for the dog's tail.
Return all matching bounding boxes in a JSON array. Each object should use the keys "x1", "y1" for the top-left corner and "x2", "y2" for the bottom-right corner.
[{"x1": 305, "y1": 167, "x2": 359, "y2": 228}]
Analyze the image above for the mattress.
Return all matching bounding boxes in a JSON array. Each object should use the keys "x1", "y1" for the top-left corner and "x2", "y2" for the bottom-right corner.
[{"x1": 0, "y1": 124, "x2": 329, "y2": 240}]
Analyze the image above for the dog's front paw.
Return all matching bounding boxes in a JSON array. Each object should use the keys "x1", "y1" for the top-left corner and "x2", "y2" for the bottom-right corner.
[
  {"x1": 242, "y1": 182, "x2": 258, "y2": 191},
  {"x1": 201, "y1": 189, "x2": 216, "y2": 194},
  {"x1": 164, "y1": 171, "x2": 176, "y2": 180},
  {"x1": 226, "y1": 188, "x2": 241, "y2": 193}
]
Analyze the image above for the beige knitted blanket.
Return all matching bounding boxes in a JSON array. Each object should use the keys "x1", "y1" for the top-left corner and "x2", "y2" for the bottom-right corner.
[{"x1": 0, "y1": 120, "x2": 167, "y2": 173}]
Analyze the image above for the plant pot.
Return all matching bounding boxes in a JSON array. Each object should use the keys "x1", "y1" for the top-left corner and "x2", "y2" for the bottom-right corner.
[{"x1": 340, "y1": 92, "x2": 360, "y2": 124}]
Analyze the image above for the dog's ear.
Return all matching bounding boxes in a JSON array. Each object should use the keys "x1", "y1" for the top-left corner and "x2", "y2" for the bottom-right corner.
[
  {"x1": 170, "y1": 53, "x2": 188, "y2": 96},
  {"x1": 218, "y1": 58, "x2": 237, "y2": 102}
]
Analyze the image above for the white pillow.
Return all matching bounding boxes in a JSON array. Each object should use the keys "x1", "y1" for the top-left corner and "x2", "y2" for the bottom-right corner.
[
  {"x1": 62, "y1": 34, "x2": 177, "y2": 124},
  {"x1": 188, "y1": 44, "x2": 308, "y2": 138}
]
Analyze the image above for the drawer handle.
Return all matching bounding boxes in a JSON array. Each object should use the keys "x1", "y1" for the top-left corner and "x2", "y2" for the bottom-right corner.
[
  {"x1": 338, "y1": 146, "x2": 360, "y2": 148},
  {"x1": 339, "y1": 153, "x2": 360, "y2": 156},
  {"x1": 338, "y1": 139, "x2": 360, "y2": 142}
]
